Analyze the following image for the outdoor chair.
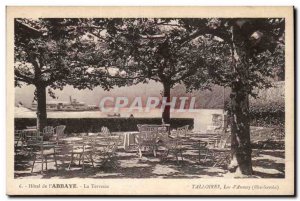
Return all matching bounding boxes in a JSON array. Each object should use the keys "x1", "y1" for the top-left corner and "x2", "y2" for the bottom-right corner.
[
  {"x1": 43, "y1": 126, "x2": 55, "y2": 141},
  {"x1": 217, "y1": 134, "x2": 231, "y2": 149},
  {"x1": 54, "y1": 125, "x2": 66, "y2": 145},
  {"x1": 211, "y1": 141, "x2": 231, "y2": 167},
  {"x1": 97, "y1": 136, "x2": 120, "y2": 168},
  {"x1": 196, "y1": 134, "x2": 231, "y2": 167},
  {"x1": 14, "y1": 130, "x2": 24, "y2": 150},
  {"x1": 211, "y1": 149, "x2": 231, "y2": 168},
  {"x1": 136, "y1": 125, "x2": 159, "y2": 158},
  {"x1": 176, "y1": 125, "x2": 189, "y2": 138},
  {"x1": 158, "y1": 133, "x2": 184, "y2": 164},
  {"x1": 211, "y1": 133, "x2": 231, "y2": 167},
  {"x1": 206, "y1": 134, "x2": 222, "y2": 148},
  {"x1": 137, "y1": 124, "x2": 144, "y2": 131},
  {"x1": 30, "y1": 135, "x2": 58, "y2": 173},
  {"x1": 68, "y1": 136, "x2": 97, "y2": 172},
  {"x1": 24, "y1": 130, "x2": 42, "y2": 154},
  {"x1": 157, "y1": 124, "x2": 169, "y2": 133},
  {"x1": 194, "y1": 140, "x2": 215, "y2": 165},
  {"x1": 100, "y1": 126, "x2": 112, "y2": 136}
]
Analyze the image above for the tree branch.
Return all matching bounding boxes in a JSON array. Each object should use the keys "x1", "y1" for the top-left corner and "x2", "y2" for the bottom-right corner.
[
  {"x1": 14, "y1": 70, "x2": 35, "y2": 84},
  {"x1": 179, "y1": 27, "x2": 230, "y2": 47}
]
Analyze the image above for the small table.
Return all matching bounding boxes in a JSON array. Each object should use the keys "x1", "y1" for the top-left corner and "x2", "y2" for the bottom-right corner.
[
  {"x1": 144, "y1": 124, "x2": 170, "y2": 132},
  {"x1": 22, "y1": 128, "x2": 37, "y2": 132},
  {"x1": 123, "y1": 132, "x2": 139, "y2": 151}
]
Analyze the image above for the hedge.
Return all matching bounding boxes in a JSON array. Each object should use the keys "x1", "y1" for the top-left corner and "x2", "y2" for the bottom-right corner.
[
  {"x1": 250, "y1": 111, "x2": 285, "y2": 127},
  {"x1": 14, "y1": 118, "x2": 194, "y2": 134},
  {"x1": 249, "y1": 81, "x2": 284, "y2": 127},
  {"x1": 222, "y1": 82, "x2": 285, "y2": 127}
]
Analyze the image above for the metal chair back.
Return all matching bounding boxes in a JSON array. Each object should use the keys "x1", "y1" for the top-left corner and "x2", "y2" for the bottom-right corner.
[
  {"x1": 42, "y1": 126, "x2": 55, "y2": 141},
  {"x1": 43, "y1": 126, "x2": 55, "y2": 134},
  {"x1": 176, "y1": 125, "x2": 189, "y2": 137},
  {"x1": 55, "y1": 125, "x2": 66, "y2": 144},
  {"x1": 15, "y1": 130, "x2": 24, "y2": 140},
  {"x1": 138, "y1": 125, "x2": 158, "y2": 143},
  {"x1": 101, "y1": 126, "x2": 111, "y2": 136}
]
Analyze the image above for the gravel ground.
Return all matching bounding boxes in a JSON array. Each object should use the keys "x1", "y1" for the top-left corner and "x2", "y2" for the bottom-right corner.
[{"x1": 14, "y1": 132, "x2": 285, "y2": 179}]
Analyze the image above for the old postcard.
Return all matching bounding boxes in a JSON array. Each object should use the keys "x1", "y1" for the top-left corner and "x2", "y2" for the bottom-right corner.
[{"x1": 6, "y1": 6, "x2": 294, "y2": 195}]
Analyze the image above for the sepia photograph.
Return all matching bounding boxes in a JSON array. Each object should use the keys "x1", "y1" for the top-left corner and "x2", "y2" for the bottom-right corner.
[{"x1": 6, "y1": 6, "x2": 294, "y2": 195}]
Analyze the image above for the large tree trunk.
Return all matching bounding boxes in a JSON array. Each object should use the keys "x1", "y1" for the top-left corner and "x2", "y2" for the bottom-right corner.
[
  {"x1": 162, "y1": 82, "x2": 171, "y2": 124},
  {"x1": 228, "y1": 22, "x2": 253, "y2": 175},
  {"x1": 228, "y1": 82, "x2": 252, "y2": 175},
  {"x1": 36, "y1": 84, "x2": 47, "y2": 133}
]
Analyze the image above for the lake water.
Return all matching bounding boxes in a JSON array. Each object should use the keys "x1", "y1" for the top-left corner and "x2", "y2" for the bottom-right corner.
[{"x1": 15, "y1": 107, "x2": 224, "y2": 132}]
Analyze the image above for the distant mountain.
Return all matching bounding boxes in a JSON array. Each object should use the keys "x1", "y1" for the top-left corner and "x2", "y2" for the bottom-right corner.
[
  {"x1": 15, "y1": 81, "x2": 283, "y2": 110},
  {"x1": 171, "y1": 84, "x2": 230, "y2": 109}
]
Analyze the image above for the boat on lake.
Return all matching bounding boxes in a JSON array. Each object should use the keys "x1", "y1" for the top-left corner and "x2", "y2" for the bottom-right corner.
[{"x1": 30, "y1": 96, "x2": 99, "y2": 111}]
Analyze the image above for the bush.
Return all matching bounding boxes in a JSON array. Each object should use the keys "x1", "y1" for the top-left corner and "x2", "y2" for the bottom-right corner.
[
  {"x1": 14, "y1": 117, "x2": 194, "y2": 134},
  {"x1": 251, "y1": 140, "x2": 285, "y2": 150},
  {"x1": 250, "y1": 111, "x2": 284, "y2": 127},
  {"x1": 249, "y1": 81, "x2": 284, "y2": 127}
]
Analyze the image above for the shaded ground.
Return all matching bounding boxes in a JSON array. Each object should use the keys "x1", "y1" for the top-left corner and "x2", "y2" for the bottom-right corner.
[{"x1": 14, "y1": 131, "x2": 285, "y2": 179}]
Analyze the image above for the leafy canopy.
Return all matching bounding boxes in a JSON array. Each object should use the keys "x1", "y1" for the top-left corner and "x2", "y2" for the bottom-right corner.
[{"x1": 14, "y1": 18, "x2": 123, "y2": 99}]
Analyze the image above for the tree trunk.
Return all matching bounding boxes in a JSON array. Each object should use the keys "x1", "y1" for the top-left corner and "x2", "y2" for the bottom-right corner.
[
  {"x1": 228, "y1": 23, "x2": 253, "y2": 175},
  {"x1": 36, "y1": 84, "x2": 47, "y2": 133},
  {"x1": 229, "y1": 82, "x2": 252, "y2": 175},
  {"x1": 162, "y1": 82, "x2": 171, "y2": 124}
]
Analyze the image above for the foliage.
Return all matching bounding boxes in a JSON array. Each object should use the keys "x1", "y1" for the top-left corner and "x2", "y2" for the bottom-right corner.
[
  {"x1": 178, "y1": 18, "x2": 285, "y2": 175},
  {"x1": 14, "y1": 18, "x2": 121, "y2": 96},
  {"x1": 250, "y1": 83, "x2": 284, "y2": 127},
  {"x1": 172, "y1": 84, "x2": 230, "y2": 109},
  {"x1": 182, "y1": 18, "x2": 285, "y2": 96},
  {"x1": 86, "y1": 18, "x2": 211, "y2": 89},
  {"x1": 83, "y1": 18, "x2": 221, "y2": 123},
  {"x1": 250, "y1": 81, "x2": 284, "y2": 113}
]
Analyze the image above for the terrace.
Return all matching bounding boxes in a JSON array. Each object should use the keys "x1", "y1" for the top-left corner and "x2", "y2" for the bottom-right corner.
[{"x1": 14, "y1": 125, "x2": 285, "y2": 179}]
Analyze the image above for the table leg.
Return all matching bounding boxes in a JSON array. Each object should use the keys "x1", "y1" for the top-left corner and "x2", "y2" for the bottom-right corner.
[
  {"x1": 41, "y1": 156, "x2": 44, "y2": 173},
  {"x1": 45, "y1": 156, "x2": 48, "y2": 170},
  {"x1": 123, "y1": 133, "x2": 129, "y2": 151},
  {"x1": 127, "y1": 133, "x2": 130, "y2": 148},
  {"x1": 198, "y1": 143, "x2": 201, "y2": 163},
  {"x1": 138, "y1": 148, "x2": 142, "y2": 158},
  {"x1": 31, "y1": 155, "x2": 36, "y2": 173}
]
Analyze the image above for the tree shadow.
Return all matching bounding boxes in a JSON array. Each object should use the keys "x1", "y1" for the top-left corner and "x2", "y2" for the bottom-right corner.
[{"x1": 253, "y1": 171, "x2": 284, "y2": 178}]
